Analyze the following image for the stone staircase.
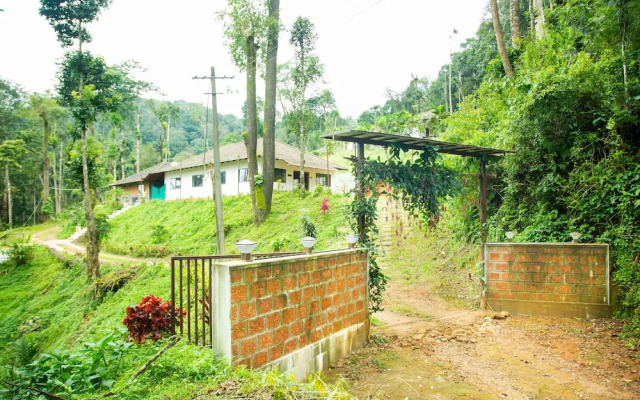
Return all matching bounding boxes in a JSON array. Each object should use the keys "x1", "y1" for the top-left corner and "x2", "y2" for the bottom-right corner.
[
  {"x1": 376, "y1": 196, "x2": 413, "y2": 253},
  {"x1": 69, "y1": 202, "x2": 138, "y2": 241}
]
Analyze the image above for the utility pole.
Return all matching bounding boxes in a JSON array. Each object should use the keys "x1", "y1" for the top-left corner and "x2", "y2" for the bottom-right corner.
[{"x1": 193, "y1": 67, "x2": 234, "y2": 255}]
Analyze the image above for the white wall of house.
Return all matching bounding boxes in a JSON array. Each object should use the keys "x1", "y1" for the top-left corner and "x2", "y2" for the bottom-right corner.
[{"x1": 163, "y1": 159, "x2": 351, "y2": 200}]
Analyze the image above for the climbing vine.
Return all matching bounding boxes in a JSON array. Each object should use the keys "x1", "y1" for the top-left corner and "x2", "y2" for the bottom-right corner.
[{"x1": 347, "y1": 144, "x2": 460, "y2": 313}]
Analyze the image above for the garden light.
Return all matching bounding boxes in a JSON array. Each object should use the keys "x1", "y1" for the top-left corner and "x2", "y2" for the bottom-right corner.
[
  {"x1": 300, "y1": 237, "x2": 318, "y2": 254},
  {"x1": 345, "y1": 234, "x2": 359, "y2": 249},
  {"x1": 505, "y1": 231, "x2": 515, "y2": 242},
  {"x1": 570, "y1": 232, "x2": 582, "y2": 243},
  {"x1": 235, "y1": 239, "x2": 257, "y2": 261}
]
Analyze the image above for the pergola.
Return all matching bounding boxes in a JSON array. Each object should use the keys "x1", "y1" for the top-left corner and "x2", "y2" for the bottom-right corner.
[{"x1": 321, "y1": 130, "x2": 515, "y2": 250}]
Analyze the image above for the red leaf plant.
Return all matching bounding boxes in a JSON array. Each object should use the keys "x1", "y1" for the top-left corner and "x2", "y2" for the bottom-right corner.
[
  {"x1": 320, "y1": 198, "x2": 331, "y2": 214},
  {"x1": 122, "y1": 295, "x2": 185, "y2": 343}
]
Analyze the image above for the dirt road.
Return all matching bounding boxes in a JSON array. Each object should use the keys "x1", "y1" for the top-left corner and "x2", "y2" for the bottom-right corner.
[{"x1": 325, "y1": 199, "x2": 640, "y2": 399}]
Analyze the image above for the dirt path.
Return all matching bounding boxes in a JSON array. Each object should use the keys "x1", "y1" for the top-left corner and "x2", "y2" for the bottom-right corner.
[
  {"x1": 325, "y1": 199, "x2": 640, "y2": 400},
  {"x1": 30, "y1": 224, "x2": 162, "y2": 265}
]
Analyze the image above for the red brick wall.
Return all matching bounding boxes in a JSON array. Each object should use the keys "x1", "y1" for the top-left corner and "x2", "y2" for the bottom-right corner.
[
  {"x1": 228, "y1": 250, "x2": 368, "y2": 369},
  {"x1": 485, "y1": 244, "x2": 609, "y2": 304}
]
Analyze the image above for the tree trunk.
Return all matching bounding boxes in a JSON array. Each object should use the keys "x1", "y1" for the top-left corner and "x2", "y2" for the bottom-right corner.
[
  {"x1": 136, "y1": 103, "x2": 141, "y2": 173},
  {"x1": 52, "y1": 138, "x2": 59, "y2": 215},
  {"x1": 262, "y1": 0, "x2": 279, "y2": 215},
  {"x1": 41, "y1": 116, "x2": 50, "y2": 221},
  {"x1": 246, "y1": 35, "x2": 260, "y2": 225},
  {"x1": 58, "y1": 140, "x2": 63, "y2": 214},
  {"x1": 78, "y1": 27, "x2": 100, "y2": 279},
  {"x1": 443, "y1": 75, "x2": 448, "y2": 112},
  {"x1": 299, "y1": 44, "x2": 307, "y2": 191},
  {"x1": 490, "y1": 0, "x2": 515, "y2": 78},
  {"x1": 166, "y1": 118, "x2": 171, "y2": 161},
  {"x1": 529, "y1": 0, "x2": 535, "y2": 37},
  {"x1": 621, "y1": 1, "x2": 630, "y2": 103},
  {"x1": 5, "y1": 165, "x2": 12, "y2": 230},
  {"x1": 448, "y1": 35, "x2": 453, "y2": 112},
  {"x1": 533, "y1": 0, "x2": 545, "y2": 39},
  {"x1": 82, "y1": 127, "x2": 101, "y2": 279},
  {"x1": 510, "y1": 0, "x2": 521, "y2": 48}
]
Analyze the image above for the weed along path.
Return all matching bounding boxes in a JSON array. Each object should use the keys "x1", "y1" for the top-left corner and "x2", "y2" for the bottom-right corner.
[{"x1": 325, "y1": 200, "x2": 640, "y2": 400}]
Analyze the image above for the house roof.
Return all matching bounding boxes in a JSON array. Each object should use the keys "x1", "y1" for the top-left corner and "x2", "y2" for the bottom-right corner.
[
  {"x1": 111, "y1": 161, "x2": 172, "y2": 186},
  {"x1": 113, "y1": 139, "x2": 347, "y2": 187}
]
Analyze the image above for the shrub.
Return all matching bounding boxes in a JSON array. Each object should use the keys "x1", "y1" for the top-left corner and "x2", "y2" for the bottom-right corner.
[
  {"x1": 2, "y1": 333, "x2": 131, "y2": 399},
  {"x1": 300, "y1": 215, "x2": 317, "y2": 238},
  {"x1": 320, "y1": 198, "x2": 331, "y2": 214},
  {"x1": 313, "y1": 184, "x2": 324, "y2": 196},
  {"x1": 270, "y1": 236, "x2": 291, "y2": 252},
  {"x1": 6, "y1": 237, "x2": 34, "y2": 266},
  {"x1": 151, "y1": 224, "x2": 169, "y2": 244},
  {"x1": 122, "y1": 295, "x2": 185, "y2": 343}
]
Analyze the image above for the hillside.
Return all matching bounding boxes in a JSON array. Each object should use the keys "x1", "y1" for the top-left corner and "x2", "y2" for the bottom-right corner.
[
  {"x1": 0, "y1": 247, "x2": 351, "y2": 399},
  {"x1": 103, "y1": 191, "x2": 351, "y2": 257}
]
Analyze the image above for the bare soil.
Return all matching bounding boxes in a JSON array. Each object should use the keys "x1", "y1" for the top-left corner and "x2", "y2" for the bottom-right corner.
[{"x1": 325, "y1": 199, "x2": 640, "y2": 399}]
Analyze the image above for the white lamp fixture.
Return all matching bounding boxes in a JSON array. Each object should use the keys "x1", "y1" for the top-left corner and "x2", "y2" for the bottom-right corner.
[
  {"x1": 235, "y1": 239, "x2": 257, "y2": 261},
  {"x1": 300, "y1": 237, "x2": 318, "y2": 254},
  {"x1": 345, "y1": 234, "x2": 360, "y2": 249},
  {"x1": 505, "y1": 231, "x2": 515, "y2": 242},
  {"x1": 570, "y1": 232, "x2": 582, "y2": 243}
]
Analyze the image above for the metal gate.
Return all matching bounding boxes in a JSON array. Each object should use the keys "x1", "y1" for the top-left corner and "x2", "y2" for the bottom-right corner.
[{"x1": 170, "y1": 252, "x2": 304, "y2": 347}]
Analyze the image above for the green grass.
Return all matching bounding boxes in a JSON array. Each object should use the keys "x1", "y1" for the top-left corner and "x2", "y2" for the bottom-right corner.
[
  {"x1": 0, "y1": 246, "x2": 355, "y2": 399},
  {"x1": 103, "y1": 190, "x2": 353, "y2": 257}
]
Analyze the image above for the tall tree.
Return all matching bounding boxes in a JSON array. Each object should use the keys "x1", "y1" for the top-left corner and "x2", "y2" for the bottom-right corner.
[
  {"x1": 262, "y1": 0, "x2": 280, "y2": 216},
  {"x1": 0, "y1": 140, "x2": 27, "y2": 230},
  {"x1": 533, "y1": 0, "x2": 545, "y2": 38},
  {"x1": 26, "y1": 92, "x2": 65, "y2": 221},
  {"x1": 219, "y1": 0, "x2": 268, "y2": 225},
  {"x1": 510, "y1": 0, "x2": 521, "y2": 47},
  {"x1": 290, "y1": 17, "x2": 321, "y2": 190},
  {"x1": 40, "y1": 0, "x2": 114, "y2": 279},
  {"x1": 490, "y1": 0, "x2": 514, "y2": 78},
  {"x1": 146, "y1": 100, "x2": 180, "y2": 162}
]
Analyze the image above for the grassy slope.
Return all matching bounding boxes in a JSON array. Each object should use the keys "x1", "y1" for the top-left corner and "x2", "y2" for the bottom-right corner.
[
  {"x1": 104, "y1": 191, "x2": 352, "y2": 256},
  {"x1": 0, "y1": 247, "x2": 352, "y2": 399},
  {"x1": 0, "y1": 193, "x2": 355, "y2": 399}
]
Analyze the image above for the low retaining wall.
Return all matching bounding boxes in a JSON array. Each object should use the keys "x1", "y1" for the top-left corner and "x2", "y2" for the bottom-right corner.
[
  {"x1": 484, "y1": 243, "x2": 611, "y2": 318},
  {"x1": 211, "y1": 249, "x2": 369, "y2": 380}
]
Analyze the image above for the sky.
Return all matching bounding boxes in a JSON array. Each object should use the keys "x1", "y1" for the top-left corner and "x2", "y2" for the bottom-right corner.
[{"x1": 0, "y1": 0, "x2": 488, "y2": 118}]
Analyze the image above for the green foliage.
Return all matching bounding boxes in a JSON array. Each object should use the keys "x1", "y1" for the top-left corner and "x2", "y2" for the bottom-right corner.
[
  {"x1": 39, "y1": 0, "x2": 112, "y2": 47},
  {"x1": 300, "y1": 215, "x2": 317, "y2": 238},
  {"x1": 2, "y1": 332, "x2": 132, "y2": 399},
  {"x1": 150, "y1": 224, "x2": 169, "y2": 244},
  {"x1": 8, "y1": 336, "x2": 39, "y2": 367},
  {"x1": 67, "y1": 136, "x2": 109, "y2": 189},
  {"x1": 5, "y1": 237, "x2": 35, "y2": 267},
  {"x1": 217, "y1": 0, "x2": 268, "y2": 70},
  {"x1": 270, "y1": 236, "x2": 292, "y2": 252},
  {"x1": 434, "y1": 0, "x2": 640, "y2": 334}
]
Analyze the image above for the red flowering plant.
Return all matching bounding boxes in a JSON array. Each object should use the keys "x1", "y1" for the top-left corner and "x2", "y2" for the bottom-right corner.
[
  {"x1": 122, "y1": 295, "x2": 185, "y2": 343},
  {"x1": 320, "y1": 198, "x2": 331, "y2": 214}
]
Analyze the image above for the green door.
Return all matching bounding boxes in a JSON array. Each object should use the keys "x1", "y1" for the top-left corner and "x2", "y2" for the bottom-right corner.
[{"x1": 151, "y1": 182, "x2": 166, "y2": 200}]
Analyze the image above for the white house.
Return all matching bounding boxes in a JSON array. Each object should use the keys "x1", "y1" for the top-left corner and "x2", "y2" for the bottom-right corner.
[{"x1": 112, "y1": 139, "x2": 351, "y2": 201}]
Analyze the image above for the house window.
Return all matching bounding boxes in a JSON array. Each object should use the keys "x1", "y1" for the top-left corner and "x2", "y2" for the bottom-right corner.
[
  {"x1": 192, "y1": 174, "x2": 203, "y2": 188},
  {"x1": 170, "y1": 177, "x2": 181, "y2": 190},
  {"x1": 275, "y1": 168, "x2": 286, "y2": 183},
  {"x1": 220, "y1": 171, "x2": 226, "y2": 184},
  {"x1": 316, "y1": 173, "x2": 330, "y2": 187},
  {"x1": 239, "y1": 168, "x2": 249, "y2": 183}
]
